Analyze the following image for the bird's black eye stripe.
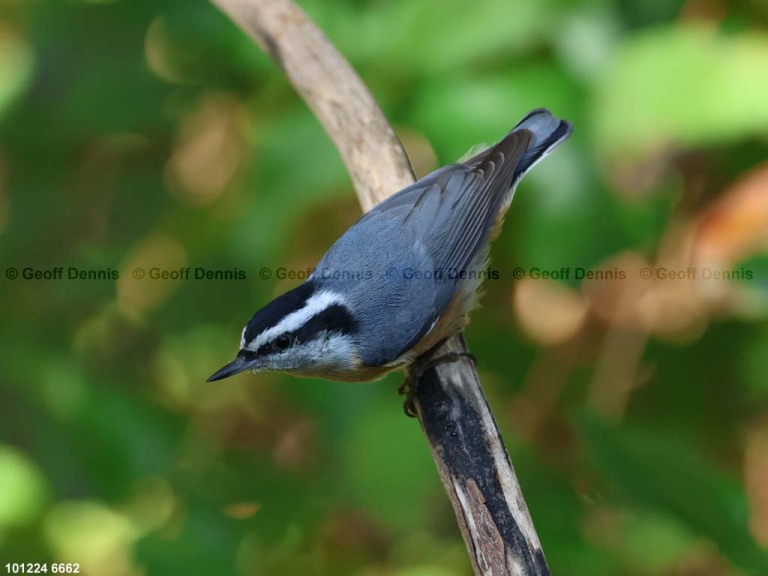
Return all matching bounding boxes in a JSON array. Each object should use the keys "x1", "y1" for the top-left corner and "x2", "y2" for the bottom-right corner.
[
  {"x1": 294, "y1": 304, "x2": 358, "y2": 342},
  {"x1": 255, "y1": 333, "x2": 294, "y2": 356},
  {"x1": 252, "y1": 304, "x2": 355, "y2": 356}
]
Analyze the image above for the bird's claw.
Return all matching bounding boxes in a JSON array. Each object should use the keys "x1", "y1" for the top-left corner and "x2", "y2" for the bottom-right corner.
[{"x1": 398, "y1": 351, "x2": 477, "y2": 418}]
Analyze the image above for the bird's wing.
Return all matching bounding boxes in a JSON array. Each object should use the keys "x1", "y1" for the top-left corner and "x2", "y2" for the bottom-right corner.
[
  {"x1": 317, "y1": 110, "x2": 571, "y2": 367},
  {"x1": 327, "y1": 130, "x2": 531, "y2": 365},
  {"x1": 370, "y1": 129, "x2": 532, "y2": 314}
]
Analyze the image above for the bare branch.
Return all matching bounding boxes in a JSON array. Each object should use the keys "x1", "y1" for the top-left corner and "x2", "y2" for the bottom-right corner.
[{"x1": 210, "y1": 0, "x2": 550, "y2": 573}]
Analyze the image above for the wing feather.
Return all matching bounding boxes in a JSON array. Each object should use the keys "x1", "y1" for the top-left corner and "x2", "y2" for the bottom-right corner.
[{"x1": 365, "y1": 130, "x2": 532, "y2": 359}]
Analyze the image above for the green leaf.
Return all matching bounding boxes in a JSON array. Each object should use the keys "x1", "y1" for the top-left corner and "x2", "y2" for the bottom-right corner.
[
  {"x1": 0, "y1": 446, "x2": 49, "y2": 529},
  {"x1": 578, "y1": 412, "x2": 768, "y2": 572},
  {"x1": 342, "y1": 402, "x2": 438, "y2": 532},
  {"x1": 594, "y1": 25, "x2": 768, "y2": 158},
  {"x1": 0, "y1": 27, "x2": 34, "y2": 118},
  {"x1": 315, "y1": 0, "x2": 556, "y2": 72}
]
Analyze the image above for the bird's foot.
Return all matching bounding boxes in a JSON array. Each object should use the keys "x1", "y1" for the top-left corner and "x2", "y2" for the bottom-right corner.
[{"x1": 398, "y1": 351, "x2": 477, "y2": 418}]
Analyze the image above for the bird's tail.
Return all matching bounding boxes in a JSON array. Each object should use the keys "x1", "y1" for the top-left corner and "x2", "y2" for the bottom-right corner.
[
  {"x1": 461, "y1": 109, "x2": 572, "y2": 179},
  {"x1": 511, "y1": 108, "x2": 572, "y2": 178}
]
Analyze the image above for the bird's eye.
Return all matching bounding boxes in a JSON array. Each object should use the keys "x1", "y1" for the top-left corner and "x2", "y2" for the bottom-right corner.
[{"x1": 274, "y1": 334, "x2": 293, "y2": 351}]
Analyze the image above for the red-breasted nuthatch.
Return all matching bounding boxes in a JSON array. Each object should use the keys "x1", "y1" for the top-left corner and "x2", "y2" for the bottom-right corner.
[{"x1": 208, "y1": 109, "x2": 572, "y2": 384}]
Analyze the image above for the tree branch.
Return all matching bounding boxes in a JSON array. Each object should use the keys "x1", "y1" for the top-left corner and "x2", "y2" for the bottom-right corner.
[{"x1": 210, "y1": 0, "x2": 550, "y2": 573}]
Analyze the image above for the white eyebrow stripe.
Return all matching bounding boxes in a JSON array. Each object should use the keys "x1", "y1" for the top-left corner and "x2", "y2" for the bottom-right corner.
[{"x1": 243, "y1": 290, "x2": 345, "y2": 352}]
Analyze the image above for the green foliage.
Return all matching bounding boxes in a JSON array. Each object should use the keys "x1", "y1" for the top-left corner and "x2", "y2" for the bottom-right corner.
[
  {"x1": 594, "y1": 24, "x2": 768, "y2": 158},
  {"x1": 580, "y1": 413, "x2": 768, "y2": 572}
]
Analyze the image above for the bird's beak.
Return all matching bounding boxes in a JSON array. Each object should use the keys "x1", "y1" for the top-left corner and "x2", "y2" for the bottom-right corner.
[{"x1": 207, "y1": 354, "x2": 257, "y2": 382}]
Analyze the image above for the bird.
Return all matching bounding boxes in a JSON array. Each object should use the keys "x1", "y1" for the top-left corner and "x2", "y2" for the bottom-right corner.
[{"x1": 208, "y1": 109, "x2": 572, "y2": 389}]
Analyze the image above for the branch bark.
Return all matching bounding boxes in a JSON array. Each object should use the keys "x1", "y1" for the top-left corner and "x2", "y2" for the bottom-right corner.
[{"x1": 210, "y1": 1, "x2": 550, "y2": 573}]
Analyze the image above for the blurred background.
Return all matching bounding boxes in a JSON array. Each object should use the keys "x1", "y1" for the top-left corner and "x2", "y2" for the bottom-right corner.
[{"x1": 1, "y1": 0, "x2": 768, "y2": 574}]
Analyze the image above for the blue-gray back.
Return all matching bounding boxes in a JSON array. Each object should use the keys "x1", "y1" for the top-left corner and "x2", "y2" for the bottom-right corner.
[{"x1": 314, "y1": 109, "x2": 572, "y2": 366}]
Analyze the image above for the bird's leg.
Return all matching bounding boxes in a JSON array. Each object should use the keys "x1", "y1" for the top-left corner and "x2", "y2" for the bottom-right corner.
[{"x1": 398, "y1": 350, "x2": 477, "y2": 417}]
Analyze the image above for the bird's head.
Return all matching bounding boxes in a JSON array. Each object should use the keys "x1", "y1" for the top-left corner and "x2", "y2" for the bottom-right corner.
[{"x1": 207, "y1": 282, "x2": 360, "y2": 382}]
